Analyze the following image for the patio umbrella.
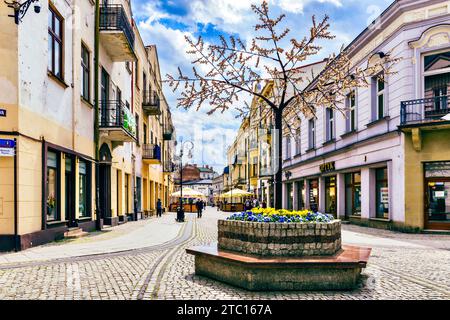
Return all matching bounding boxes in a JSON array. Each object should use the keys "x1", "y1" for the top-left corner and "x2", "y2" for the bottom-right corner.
[
  {"x1": 220, "y1": 188, "x2": 253, "y2": 198},
  {"x1": 170, "y1": 187, "x2": 206, "y2": 199}
]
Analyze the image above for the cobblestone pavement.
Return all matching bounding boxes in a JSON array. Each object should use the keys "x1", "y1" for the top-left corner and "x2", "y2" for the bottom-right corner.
[{"x1": 0, "y1": 208, "x2": 449, "y2": 300}]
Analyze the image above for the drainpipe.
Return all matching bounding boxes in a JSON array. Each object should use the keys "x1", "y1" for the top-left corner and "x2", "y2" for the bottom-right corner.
[
  {"x1": 72, "y1": 5, "x2": 76, "y2": 151},
  {"x1": 94, "y1": 0, "x2": 101, "y2": 230},
  {"x1": 14, "y1": 138, "x2": 19, "y2": 252}
]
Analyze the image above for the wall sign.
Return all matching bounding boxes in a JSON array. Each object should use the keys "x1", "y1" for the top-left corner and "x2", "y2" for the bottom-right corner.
[
  {"x1": 0, "y1": 109, "x2": 6, "y2": 117},
  {"x1": 0, "y1": 139, "x2": 15, "y2": 157},
  {"x1": 320, "y1": 161, "x2": 335, "y2": 173}
]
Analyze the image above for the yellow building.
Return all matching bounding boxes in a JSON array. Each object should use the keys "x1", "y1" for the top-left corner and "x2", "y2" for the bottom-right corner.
[{"x1": 0, "y1": 0, "x2": 176, "y2": 251}]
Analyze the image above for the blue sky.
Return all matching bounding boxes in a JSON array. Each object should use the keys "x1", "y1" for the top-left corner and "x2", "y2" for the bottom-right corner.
[{"x1": 132, "y1": 0, "x2": 393, "y2": 173}]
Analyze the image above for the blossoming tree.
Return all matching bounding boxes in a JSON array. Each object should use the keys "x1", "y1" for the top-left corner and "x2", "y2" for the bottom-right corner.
[{"x1": 167, "y1": 1, "x2": 398, "y2": 209}]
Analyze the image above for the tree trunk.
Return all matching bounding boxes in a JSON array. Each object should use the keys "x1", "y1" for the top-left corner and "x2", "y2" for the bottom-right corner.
[{"x1": 274, "y1": 109, "x2": 283, "y2": 209}]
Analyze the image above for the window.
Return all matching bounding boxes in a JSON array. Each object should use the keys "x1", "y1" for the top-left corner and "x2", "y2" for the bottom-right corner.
[
  {"x1": 325, "y1": 176, "x2": 337, "y2": 217},
  {"x1": 326, "y1": 108, "x2": 335, "y2": 141},
  {"x1": 296, "y1": 181, "x2": 305, "y2": 210},
  {"x1": 125, "y1": 173, "x2": 130, "y2": 214},
  {"x1": 46, "y1": 151, "x2": 59, "y2": 221},
  {"x1": 309, "y1": 179, "x2": 319, "y2": 210},
  {"x1": 295, "y1": 128, "x2": 301, "y2": 155},
  {"x1": 424, "y1": 50, "x2": 450, "y2": 113},
  {"x1": 375, "y1": 75, "x2": 385, "y2": 120},
  {"x1": 135, "y1": 60, "x2": 139, "y2": 88},
  {"x1": 346, "y1": 91, "x2": 356, "y2": 132},
  {"x1": 143, "y1": 123, "x2": 147, "y2": 144},
  {"x1": 375, "y1": 168, "x2": 389, "y2": 219},
  {"x1": 345, "y1": 172, "x2": 361, "y2": 217},
  {"x1": 285, "y1": 136, "x2": 291, "y2": 159},
  {"x1": 48, "y1": 6, "x2": 63, "y2": 79},
  {"x1": 79, "y1": 160, "x2": 90, "y2": 218},
  {"x1": 136, "y1": 114, "x2": 140, "y2": 144},
  {"x1": 308, "y1": 119, "x2": 315, "y2": 149},
  {"x1": 81, "y1": 44, "x2": 90, "y2": 101},
  {"x1": 286, "y1": 183, "x2": 293, "y2": 210}
]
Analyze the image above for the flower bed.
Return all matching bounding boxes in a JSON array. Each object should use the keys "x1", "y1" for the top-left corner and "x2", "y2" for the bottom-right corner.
[
  {"x1": 219, "y1": 208, "x2": 341, "y2": 257},
  {"x1": 227, "y1": 208, "x2": 335, "y2": 223}
]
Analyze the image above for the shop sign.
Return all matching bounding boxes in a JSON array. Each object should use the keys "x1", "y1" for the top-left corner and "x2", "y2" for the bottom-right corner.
[
  {"x1": 380, "y1": 187, "x2": 389, "y2": 204},
  {"x1": 0, "y1": 109, "x2": 6, "y2": 117},
  {"x1": 434, "y1": 191, "x2": 446, "y2": 198},
  {"x1": 320, "y1": 161, "x2": 335, "y2": 173}
]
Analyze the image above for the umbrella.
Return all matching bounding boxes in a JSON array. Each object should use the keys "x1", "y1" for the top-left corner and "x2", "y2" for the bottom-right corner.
[
  {"x1": 170, "y1": 187, "x2": 206, "y2": 199},
  {"x1": 220, "y1": 188, "x2": 253, "y2": 198}
]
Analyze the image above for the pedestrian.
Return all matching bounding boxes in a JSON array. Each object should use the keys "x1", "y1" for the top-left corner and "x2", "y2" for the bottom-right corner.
[
  {"x1": 262, "y1": 200, "x2": 267, "y2": 208},
  {"x1": 156, "y1": 198, "x2": 163, "y2": 217},
  {"x1": 196, "y1": 198, "x2": 204, "y2": 218}
]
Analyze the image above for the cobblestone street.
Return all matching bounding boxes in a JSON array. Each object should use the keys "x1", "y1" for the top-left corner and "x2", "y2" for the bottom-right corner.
[{"x1": 0, "y1": 207, "x2": 449, "y2": 300}]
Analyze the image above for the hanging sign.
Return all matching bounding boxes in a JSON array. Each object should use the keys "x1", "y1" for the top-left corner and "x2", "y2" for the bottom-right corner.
[
  {"x1": 320, "y1": 161, "x2": 335, "y2": 173},
  {"x1": 0, "y1": 109, "x2": 6, "y2": 117}
]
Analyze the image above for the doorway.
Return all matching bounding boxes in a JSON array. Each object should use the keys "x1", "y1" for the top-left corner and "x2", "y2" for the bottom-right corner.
[
  {"x1": 65, "y1": 155, "x2": 77, "y2": 227},
  {"x1": 99, "y1": 144, "x2": 112, "y2": 224}
]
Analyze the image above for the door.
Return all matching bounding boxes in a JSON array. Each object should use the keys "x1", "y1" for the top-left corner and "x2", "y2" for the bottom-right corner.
[
  {"x1": 101, "y1": 68, "x2": 110, "y2": 124},
  {"x1": 99, "y1": 164, "x2": 111, "y2": 220},
  {"x1": 425, "y1": 179, "x2": 450, "y2": 230},
  {"x1": 65, "y1": 156, "x2": 77, "y2": 227}
]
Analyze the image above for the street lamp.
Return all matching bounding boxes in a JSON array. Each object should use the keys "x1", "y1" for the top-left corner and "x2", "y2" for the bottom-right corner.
[
  {"x1": 174, "y1": 139, "x2": 194, "y2": 221},
  {"x1": 5, "y1": 0, "x2": 40, "y2": 24}
]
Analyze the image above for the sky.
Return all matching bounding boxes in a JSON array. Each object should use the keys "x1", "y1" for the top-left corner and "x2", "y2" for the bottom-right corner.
[{"x1": 131, "y1": 0, "x2": 394, "y2": 173}]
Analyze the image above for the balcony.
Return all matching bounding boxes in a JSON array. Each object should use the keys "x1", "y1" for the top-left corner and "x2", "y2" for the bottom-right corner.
[
  {"x1": 99, "y1": 4, "x2": 135, "y2": 61},
  {"x1": 163, "y1": 126, "x2": 173, "y2": 141},
  {"x1": 400, "y1": 95, "x2": 450, "y2": 128},
  {"x1": 100, "y1": 100, "x2": 137, "y2": 143},
  {"x1": 142, "y1": 144, "x2": 161, "y2": 164},
  {"x1": 163, "y1": 161, "x2": 176, "y2": 174},
  {"x1": 142, "y1": 91, "x2": 161, "y2": 116}
]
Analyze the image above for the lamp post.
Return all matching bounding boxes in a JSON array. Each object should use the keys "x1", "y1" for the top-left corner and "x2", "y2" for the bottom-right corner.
[{"x1": 174, "y1": 139, "x2": 193, "y2": 221}]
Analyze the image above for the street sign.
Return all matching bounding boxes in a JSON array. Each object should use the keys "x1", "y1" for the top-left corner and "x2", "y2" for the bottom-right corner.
[
  {"x1": 0, "y1": 139, "x2": 15, "y2": 148},
  {"x1": 0, "y1": 139, "x2": 15, "y2": 157},
  {"x1": 0, "y1": 147, "x2": 15, "y2": 157},
  {"x1": 0, "y1": 109, "x2": 6, "y2": 117}
]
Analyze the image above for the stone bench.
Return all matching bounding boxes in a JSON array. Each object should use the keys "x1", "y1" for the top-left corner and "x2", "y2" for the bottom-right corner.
[{"x1": 187, "y1": 244, "x2": 371, "y2": 291}]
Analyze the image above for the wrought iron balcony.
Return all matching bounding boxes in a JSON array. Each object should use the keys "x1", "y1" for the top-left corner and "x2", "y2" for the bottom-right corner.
[
  {"x1": 400, "y1": 95, "x2": 450, "y2": 126},
  {"x1": 163, "y1": 160, "x2": 176, "y2": 173},
  {"x1": 163, "y1": 126, "x2": 173, "y2": 141},
  {"x1": 142, "y1": 144, "x2": 161, "y2": 164},
  {"x1": 142, "y1": 91, "x2": 161, "y2": 116},
  {"x1": 99, "y1": 4, "x2": 135, "y2": 61},
  {"x1": 100, "y1": 100, "x2": 136, "y2": 142}
]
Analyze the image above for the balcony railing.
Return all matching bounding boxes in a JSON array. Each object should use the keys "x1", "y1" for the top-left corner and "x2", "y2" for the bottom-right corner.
[
  {"x1": 99, "y1": 4, "x2": 135, "y2": 61},
  {"x1": 400, "y1": 95, "x2": 449, "y2": 125},
  {"x1": 142, "y1": 144, "x2": 161, "y2": 162},
  {"x1": 100, "y1": 100, "x2": 136, "y2": 140},
  {"x1": 163, "y1": 161, "x2": 176, "y2": 173},
  {"x1": 142, "y1": 91, "x2": 161, "y2": 115}
]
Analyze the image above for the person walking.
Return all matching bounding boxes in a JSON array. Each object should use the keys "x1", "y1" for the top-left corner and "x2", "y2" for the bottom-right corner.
[
  {"x1": 262, "y1": 200, "x2": 267, "y2": 209},
  {"x1": 156, "y1": 198, "x2": 163, "y2": 217},
  {"x1": 196, "y1": 199, "x2": 204, "y2": 218}
]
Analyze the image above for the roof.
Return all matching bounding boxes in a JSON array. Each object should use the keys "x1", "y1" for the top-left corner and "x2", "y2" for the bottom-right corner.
[
  {"x1": 198, "y1": 167, "x2": 214, "y2": 172},
  {"x1": 183, "y1": 179, "x2": 213, "y2": 185}
]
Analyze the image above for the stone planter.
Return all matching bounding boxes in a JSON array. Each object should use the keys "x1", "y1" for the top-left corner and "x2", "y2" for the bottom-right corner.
[{"x1": 218, "y1": 219, "x2": 341, "y2": 257}]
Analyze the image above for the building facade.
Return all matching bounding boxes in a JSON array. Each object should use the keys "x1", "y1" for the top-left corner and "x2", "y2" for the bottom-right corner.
[
  {"x1": 282, "y1": 0, "x2": 450, "y2": 231},
  {"x1": 0, "y1": 0, "x2": 176, "y2": 251}
]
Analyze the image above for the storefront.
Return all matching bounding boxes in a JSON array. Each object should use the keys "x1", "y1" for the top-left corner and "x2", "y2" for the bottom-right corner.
[
  {"x1": 424, "y1": 161, "x2": 450, "y2": 230},
  {"x1": 375, "y1": 167, "x2": 389, "y2": 219},
  {"x1": 308, "y1": 179, "x2": 319, "y2": 211},
  {"x1": 296, "y1": 180, "x2": 305, "y2": 210}
]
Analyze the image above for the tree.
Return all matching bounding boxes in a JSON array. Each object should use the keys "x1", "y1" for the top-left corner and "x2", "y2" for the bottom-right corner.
[{"x1": 166, "y1": 1, "x2": 399, "y2": 209}]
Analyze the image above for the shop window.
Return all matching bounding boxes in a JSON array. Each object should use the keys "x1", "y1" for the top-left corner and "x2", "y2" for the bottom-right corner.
[
  {"x1": 309, "y1": 179, "x2": 319, "y2": 210},
  {"x1": 46, "y1": 151, "x2": 59, "y2": 221},
  {"x1": 325, "y1": 176, "x2": 336, "y2": 216},
  {"x1": 375, "y1": 167, "x2": 389, "y2": 219},
  {"x1": 286, "y1": 183, "x2": 293, "y2": 210},
  {"x1": 79, "y1": 160, "x2": 90, "y2": 218},
  {"x1": 296, "y1": 181, "x2": 305, "y2": 210},
  {"x1": 424, "y1": 162, "x2": 450, "y2": 226},
  {"x1": 345, "y1": 172, "x2": 361, "y2": 217}
]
